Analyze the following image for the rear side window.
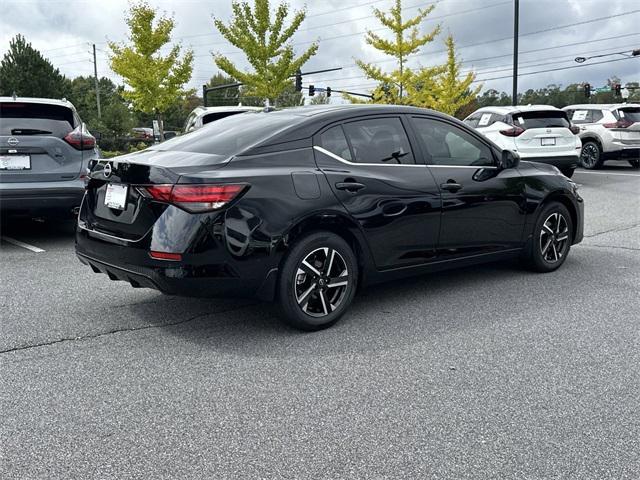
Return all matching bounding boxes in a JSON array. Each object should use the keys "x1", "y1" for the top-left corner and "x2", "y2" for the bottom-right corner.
[
  {"x1": 463, "y1": 114, "x2": 481, "y2": 128},
  {"x1": 512, "y1": 110, "x2": 570, "y2": 129},
  {"x1": 412, "y1": 117, "x2": 494, "y2": 167},
  {"x1": 154, "y1": 111, "x2": 294, "y2": 156},
  {"x1": 318, "y1": 125, "x2": 352, "y2": 161},
  {"x1": 617, "y1": 108, "x2": 640, "y2": 122},
  {"x1": 342, "y1": 117, "x2": 415, "y2": 165},
  {"x1": 590, "y1": 110, "x2": 604, "y2": 122},
  {"x1": 0, "y1": 102, "x2": 75, "y2": 137}
]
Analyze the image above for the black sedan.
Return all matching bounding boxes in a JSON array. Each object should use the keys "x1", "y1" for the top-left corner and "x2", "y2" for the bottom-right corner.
[{"x1": 76, "y1": 105, "x2": 584, "y2": 330}]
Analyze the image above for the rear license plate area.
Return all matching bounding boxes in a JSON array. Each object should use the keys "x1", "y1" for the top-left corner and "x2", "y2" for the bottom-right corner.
[
  {"x1": 104, "y1": 183, "x2": 128, "y2": 210},
  {"x1": 0, "y1": 155, "x2": 31, "y2": 170},
  {"x1": 540, "y1": 137, "x2": 556, "y2": 146}
]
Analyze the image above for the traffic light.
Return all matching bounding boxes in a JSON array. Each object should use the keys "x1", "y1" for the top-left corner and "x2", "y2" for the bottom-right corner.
[
  {"x1": 308, "y1": 84, "x2": 315, "y2": 96},
  {"x1": 326, "y1": 87, "x2": 331, "y2": 98},
  {"x1": 584, "y1": 83, "x2": 591, "y2": 98},
  {"x1": 295, "y1": 69, "x2": 302, "y2": 92},
  {"x1": 614, "y1": 84, "x2": 622, "y2": 96}
]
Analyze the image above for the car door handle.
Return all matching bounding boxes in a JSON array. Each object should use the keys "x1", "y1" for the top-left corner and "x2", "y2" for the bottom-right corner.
[
  {"x1": 335, "y1": 181, "x2": 366, "y2": 193},
  {"x1": 440, "y1": 181, "x2": 462, "y2": 192}
]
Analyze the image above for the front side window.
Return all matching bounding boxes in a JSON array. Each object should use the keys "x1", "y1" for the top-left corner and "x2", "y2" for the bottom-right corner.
[
  {"x1": 342, "y1": 117, "x2": 415, "y2": 165},
  {"x1": 570, "y1": 109, "x2": 591, "y2": 124},
  {"x1": 412, "y1": 117, "x2": 494, "y2": 167},
  {"x1": 318, "y1": 125, "x2": 352, "y2": 161}
]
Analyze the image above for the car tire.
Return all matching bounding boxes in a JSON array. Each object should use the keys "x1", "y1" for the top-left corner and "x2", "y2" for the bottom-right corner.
[
  {"x1": 580, "y1": 141, "x2": 603, "y2": 169},
  {"x1": 522, "y1": 201, "x2": 573, "y2": 273},
  {"x1": 560, "y1": 168, "x2": 575, "y2": 178},
  {"x1": 629, "y1": 159, "x2": 640, "y2": 169},
  {"x1": 277, "y1": 231, "x2": 358, "y2": 331}
]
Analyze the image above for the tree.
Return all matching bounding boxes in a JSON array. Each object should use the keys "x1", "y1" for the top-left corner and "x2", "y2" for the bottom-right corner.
[
  {"x1": 309, "y1": 92, "x2": 329, "y2": 105},
  {"x1": 425, "y1": 35, "x2": 481, "y2": 115},
  {"x1": 0, "y1": 34, "x2": 69, "y2": 98},
  {"x1": 213, "y1": 0, "x2": 318, "y2": 105},
  {"x1": 108, "y1": 1, "x2": 194, "y2": 140},
  {"x1": 349, "y1": 0, "x2": 441, "y2": 104}
]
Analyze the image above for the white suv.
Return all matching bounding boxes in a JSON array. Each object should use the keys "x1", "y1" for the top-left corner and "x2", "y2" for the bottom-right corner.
[
  {"x1": 183, "y1": 106, "x2": 263, "y2": 133},
  {"x1": 464, "y1": 105, "x2": 581, "y2": 177},
  {"x1": 562, "y1": 104, "x2": 640, "y2": 169}
]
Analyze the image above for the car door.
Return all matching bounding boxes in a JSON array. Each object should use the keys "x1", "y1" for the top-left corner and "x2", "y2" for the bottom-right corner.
[
  {"x1": 313, "y1": 116, "x2": 441, "y2": 270},
  {"x1": 409, "y1": 115, "x2": 526, "y2": 258}
]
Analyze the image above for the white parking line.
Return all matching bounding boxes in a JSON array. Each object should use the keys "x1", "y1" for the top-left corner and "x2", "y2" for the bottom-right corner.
[
  {"x1": 574, "y1": 171, "x2": 640, "y2": 177},
  {"x1": 1, "y1": 236, "x2": 45, "y2": 253}
]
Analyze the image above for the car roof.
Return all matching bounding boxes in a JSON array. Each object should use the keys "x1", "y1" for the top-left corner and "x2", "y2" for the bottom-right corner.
[
  {"x1": 0, "y1": 96, "x2": 76, "y2": 109},
  {"x1": 473, "y1": 105, "x2": 562, "y2": 115},
  {"x1": 562, "y1": 103, "x2": 640, "y2": 111}
]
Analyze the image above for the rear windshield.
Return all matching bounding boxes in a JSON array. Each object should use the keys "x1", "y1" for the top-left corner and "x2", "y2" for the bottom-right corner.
[
  {"x1": 512, "y1": 111, "x2": 570, "y2": 129},
  {"x1": 153, "y1": 111, "x2": 296, "y2": 156},
  {"x1": 0, "y1": 102, "x2": 75, "y2": 137},
  {"x1": 202, "y1": 111, "x2": 245, "y2": 125},
  {"x1": 618, "y1": 108, "x2": 640, "y2": 123}
]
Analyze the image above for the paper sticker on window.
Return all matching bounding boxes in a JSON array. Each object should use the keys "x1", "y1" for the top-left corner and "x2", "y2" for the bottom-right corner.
[
  {"x1": 572, "y1": 110, "x2": 587, "y2": 121},
  {"x1": 517, "y1": 116, "x2": 524, "y2": 125},
  {"x1": 478, "y1": 113, "x2": 492, "y2": 126}
]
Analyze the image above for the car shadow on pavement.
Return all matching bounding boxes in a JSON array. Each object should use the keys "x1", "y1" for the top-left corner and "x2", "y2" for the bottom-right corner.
[{"x1": 153, "y1": 257, "x2": 551, "y2": 358}]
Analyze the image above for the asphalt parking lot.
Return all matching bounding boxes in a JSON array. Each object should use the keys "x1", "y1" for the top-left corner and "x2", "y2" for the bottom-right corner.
[{"x1": 1, "y1": 162, "x2": 639, "y2": 479}]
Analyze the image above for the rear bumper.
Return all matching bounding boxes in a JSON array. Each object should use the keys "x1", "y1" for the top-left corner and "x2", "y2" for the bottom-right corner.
[
  {"x1": 525, "y1": 155, "x2": 580, "y2": 169},
  {"x1": 0, "y1": 181, "x2": 84, "y2": 213},
  {"x1": 602, "y1": 147, "x2": 640, "y2": 160},
  {"x1": 75, "y1": 223, "x2": 277, "y2": 299}
]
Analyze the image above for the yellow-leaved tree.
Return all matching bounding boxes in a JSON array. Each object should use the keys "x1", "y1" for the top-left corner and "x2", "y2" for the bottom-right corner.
[
  {"x1": 348, "y1": 0, "x2": 441, "y2": 104},
  {"x1": 108, "y1": 2, "x2": 194, "y2": 140}
]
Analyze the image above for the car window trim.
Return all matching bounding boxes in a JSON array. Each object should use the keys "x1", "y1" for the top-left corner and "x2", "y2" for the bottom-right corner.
[
  {"x1": 409, "y1": 114, "x2": 498, "y2": 168},
  {"x1": 313, "y1": 115, "x2": 423, "y2": 167}
]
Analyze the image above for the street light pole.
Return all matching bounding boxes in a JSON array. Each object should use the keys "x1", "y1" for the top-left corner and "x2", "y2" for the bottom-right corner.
[
  {"x1": 92, "y1": 44, "x2": 101, "y2": 119},
  {"x1": 512, "y1": 0, "x2": 519, "y2": 106}
]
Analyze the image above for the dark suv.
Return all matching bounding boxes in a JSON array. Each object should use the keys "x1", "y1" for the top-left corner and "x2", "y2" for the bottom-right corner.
[
  {"x1": 1, "y1": 97, "x2": 98, "y2": 217},
  {"x1": 76, "y1": 105, "x2": 584, "y2": 330}
]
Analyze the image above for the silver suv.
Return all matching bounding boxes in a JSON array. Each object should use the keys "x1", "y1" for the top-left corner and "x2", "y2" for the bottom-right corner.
[
  {"x1": 0, "y1": 96, "x2": 98, "y2": 217},
  {"x1": 563, "y1": 104, "x2": 640, "y2": 169}
]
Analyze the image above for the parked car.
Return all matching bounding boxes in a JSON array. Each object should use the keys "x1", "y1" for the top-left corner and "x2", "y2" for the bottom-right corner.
[
  {"x1": 0, "y1": 96, "x2": 98, "y2": 217},
  {"x1": 131, "y1": 127, "x2": 153, "y2": 139},
  {"x1": 183, "y1": 106, "x2": 264, "y2": 132},
  {"x1": 76, "y1": 105, "x2": 584, "y2": 331},
  {"x1": 562, "y1": 103, "x2": 640, "y2": 169},
  {"x1": 463, "y1": 105, "x2": 581, "y2": 177}
]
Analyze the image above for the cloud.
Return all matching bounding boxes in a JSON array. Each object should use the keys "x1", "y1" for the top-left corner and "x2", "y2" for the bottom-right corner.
[{"x1": 1, "y1": 0, "x2": 638, "y2": 97}]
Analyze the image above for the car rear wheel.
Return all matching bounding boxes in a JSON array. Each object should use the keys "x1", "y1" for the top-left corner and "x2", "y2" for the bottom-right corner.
[
  {"x1": 629, "y1": 159, "x2": 640, "y2": 169},
  {"x1": 523, "y1": 202, "x2": 573, "y2": 273},
  {"x1": 277, "y1": 231, "x2": 358, "y2": 331},
  {"x1": 580, "y1": 141, "x2": 603, "y2": 169}
]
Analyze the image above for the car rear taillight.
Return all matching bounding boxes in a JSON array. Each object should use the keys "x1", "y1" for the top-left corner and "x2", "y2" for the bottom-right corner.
[
  {"x1": 603, "y1": 119, "x2": 633, "y2": 129},
  {"x1": 149, "y1": 251, "x2": 182, "y2": 261},
  {"x1": 499, "y1": 126, "x2": 525, "y2": 137},
  {"x1": 569, "y1": 125, "x2": 580, "y2": 135},
  {"x1": 64, "y1": 125, "x2": 96, "y2": 150},
  {"x1": 141, "y1": 184, "x2": 247, "y2": 212}
]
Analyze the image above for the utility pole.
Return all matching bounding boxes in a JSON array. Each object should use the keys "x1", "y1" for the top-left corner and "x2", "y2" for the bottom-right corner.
[
  {"x1": 512, "y1": 0, "x2": 519, "y2": 106},
  {"x1": 92, "y1": 43, "x2": 101, "y2": 119}
]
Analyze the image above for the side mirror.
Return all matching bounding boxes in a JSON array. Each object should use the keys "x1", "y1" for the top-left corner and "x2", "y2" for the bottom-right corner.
[{"x1": 499, "y1": 149, "x2": 520, "y2": 169}]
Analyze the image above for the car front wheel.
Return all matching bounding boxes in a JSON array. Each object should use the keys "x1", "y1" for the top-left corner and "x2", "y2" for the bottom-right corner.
[
  {"x1": 580, "y1": 141, "x2": 603, "y2": 169},
  {"x1": 278, "y1": 231, "x2": 358, "y2": 331},
  {"x1": 523, "y1": 202, "x2": 573, "y2": 273}
]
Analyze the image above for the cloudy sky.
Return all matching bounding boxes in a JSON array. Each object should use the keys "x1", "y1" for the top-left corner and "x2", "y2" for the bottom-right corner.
[{"x1": 1, "y1": 0, "x2": 639, "y2": 100}]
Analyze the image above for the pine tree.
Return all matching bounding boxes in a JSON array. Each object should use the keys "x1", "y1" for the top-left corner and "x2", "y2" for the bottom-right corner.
[
  {"x1": 108, "y1": 1, "x2": 194, "y2": 140},
  {"x1": 350, "y1": 0, "x2": 441, "y2": 104},
  {"x1": 427, "y1": 35, "x2": 481, "y2": 115},
  {"x1": 0, "y1": 35, "x2": 69, "y2": 98},
  {"x1": 213, "y1": 0, "x2": 318, "y2": 105}
]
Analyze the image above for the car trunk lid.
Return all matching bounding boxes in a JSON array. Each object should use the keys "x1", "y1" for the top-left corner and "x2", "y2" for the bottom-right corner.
[
  {"x1": 510, "y1": 110, "x2": 576, "y2": 156},
  {"x1": 0, "y1": 102, "x2": 86, "y2": 182}
]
